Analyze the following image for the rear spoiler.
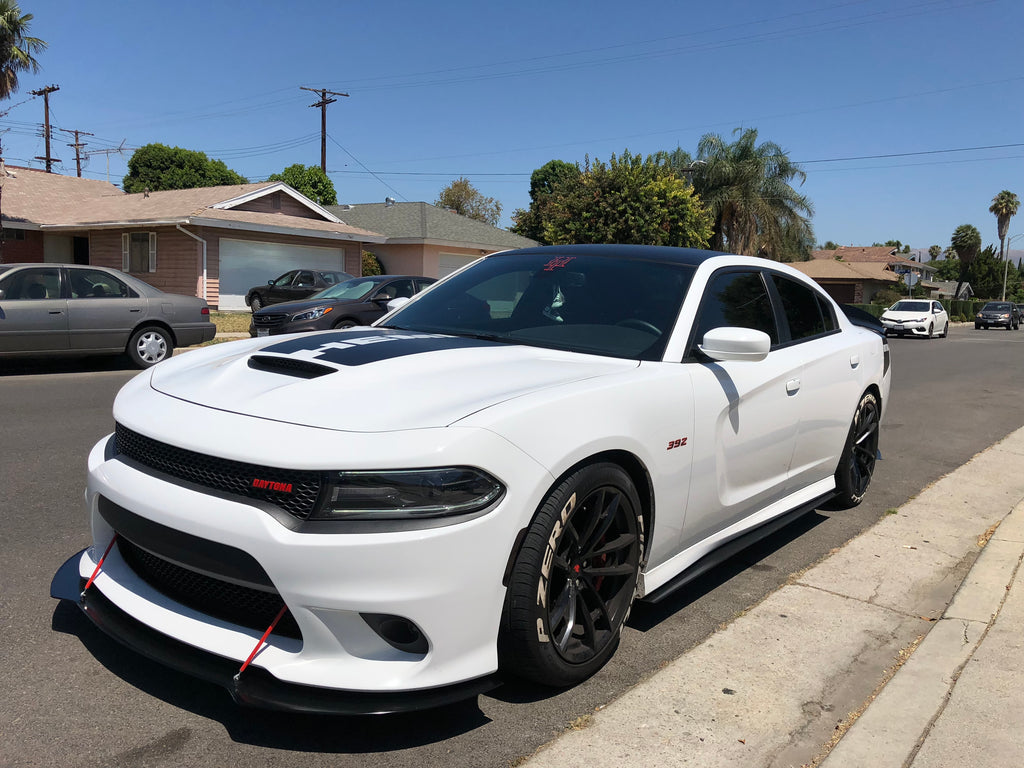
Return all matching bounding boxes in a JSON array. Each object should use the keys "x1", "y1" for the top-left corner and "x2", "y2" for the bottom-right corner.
[{"x1": 840, "y1": 304, "x2": 885, "y2": 337}]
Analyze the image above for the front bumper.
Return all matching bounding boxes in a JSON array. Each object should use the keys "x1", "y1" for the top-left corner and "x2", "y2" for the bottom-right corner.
[
  {"x1": 881, "y1": 320, "x2": 930, "y2": 336},
  {"x1": 51, "y1": 552, "x2": 499, "y2": 714},
  {"x1": 68, "y1": 421, "x2": 550, "y2": 704}
]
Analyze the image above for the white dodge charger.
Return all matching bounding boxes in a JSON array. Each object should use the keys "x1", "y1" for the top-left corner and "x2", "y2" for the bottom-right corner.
[{"x1": 53, "y1": 245, "x2": 890, "y2": 714}]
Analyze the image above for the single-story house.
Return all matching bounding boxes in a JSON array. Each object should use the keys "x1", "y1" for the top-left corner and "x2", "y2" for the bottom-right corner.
[
  {"x1": 0, "y1": 166, "x2": 385, "y2": 309},
  {"x1": 812, "y1": 245, "x2": 938, "y2": 290},
  {"x1": 929, "y1": 280, "x2": 974, "y2": 300},
  {"x1": 329, "y1": 201, "x2": 536, "y2": 278},
  {"x1": 789, "y1": 259, "x2": 900, "y2": 304}
]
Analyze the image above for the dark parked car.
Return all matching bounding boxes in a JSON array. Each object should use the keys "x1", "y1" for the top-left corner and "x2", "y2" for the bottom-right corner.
[
  {"x1": 245, "y1": 269, "x2": 353, "y2": 311},
  {"x1": 250, "y1": 275, "x2": 437, "y2": 337},
  {"x1": 974, "y1": 301, "x2": 1020, "y2": 330},
  {"x1": 0, "y1": 263, "x2": 215, "y2": 367}
]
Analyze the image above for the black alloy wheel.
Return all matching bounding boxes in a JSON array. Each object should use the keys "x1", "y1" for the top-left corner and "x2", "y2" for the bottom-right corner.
[
  {"x1": 500, "y1": 463, "x2": 643, "y2": 687},
  {"x1": 832, "y1": 391, "x2": 880, "y2": 508}
]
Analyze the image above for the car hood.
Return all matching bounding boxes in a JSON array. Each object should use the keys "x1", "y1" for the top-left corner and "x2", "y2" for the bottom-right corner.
[
  {"x1": 881, "y1": 310, "x2": 930, "y2": 321},
  {"x1": 149, "y1": 328, "x2": 637, "y2": 431}
]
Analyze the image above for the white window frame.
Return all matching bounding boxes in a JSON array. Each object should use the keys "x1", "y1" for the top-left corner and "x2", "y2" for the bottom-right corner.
[{"x1": 122, "y1": 232, "x2": 157, "y2": 273}]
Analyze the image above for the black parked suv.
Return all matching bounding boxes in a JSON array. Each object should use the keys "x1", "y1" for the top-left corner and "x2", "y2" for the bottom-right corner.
[
  {"x1": 245, "y1": 269, "x2": 352, "y2": 311},
  {"x1": 974, "y1": 301, "x2": 1020, "y2": 330},
  {"x1": 250, "y1": 275, "x2": 436, "y2": 337}
]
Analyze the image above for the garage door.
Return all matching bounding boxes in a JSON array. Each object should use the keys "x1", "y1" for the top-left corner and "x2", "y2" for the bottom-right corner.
[
  {"x1": 438, "y1": 253, "x2": 479, "y2": 278},
  {"x1": 219, "y1": 240, "x2": 346, "y2": 310}
]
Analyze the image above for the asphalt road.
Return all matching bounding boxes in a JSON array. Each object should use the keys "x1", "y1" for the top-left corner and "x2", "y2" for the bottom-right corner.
[{"x1": 3, "y1": 325, "x2": 1024, "y2": 768}]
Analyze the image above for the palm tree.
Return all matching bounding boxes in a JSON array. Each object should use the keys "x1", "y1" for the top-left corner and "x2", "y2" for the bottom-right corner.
[
  {"x1": 950, "y1": 224, "x2": 981, "y2": 300},
  {"x1": 690, "y1": 128, "x2": 814, "y2": 259},
  {"x1": 989, "y1": 190, "x2": 1020, "y2": 260},
  {"x1": 0, "y1": 1, "x2": 45, "y2": 101}
]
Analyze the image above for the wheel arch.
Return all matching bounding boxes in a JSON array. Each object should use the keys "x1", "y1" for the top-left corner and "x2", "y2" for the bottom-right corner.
[
  {"x1": 502, "y1": 449, "x2": 655, "y2": 587},
  {"x1": 126, "y1": 319, "x2": 177, "y2": 350}
]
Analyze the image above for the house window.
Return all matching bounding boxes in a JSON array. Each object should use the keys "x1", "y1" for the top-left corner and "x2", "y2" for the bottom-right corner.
[
  {"x1": 1, "y1": 228, "x2": 26, "y2": 241},
  {"x1": 122, "y1": 232, "x2": 157, "y2": 273}
]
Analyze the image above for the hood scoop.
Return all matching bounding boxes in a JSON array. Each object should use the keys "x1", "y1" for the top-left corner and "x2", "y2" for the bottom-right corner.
[{"x1": 247, "y1": 354, "x2": 336, "y2": 379}]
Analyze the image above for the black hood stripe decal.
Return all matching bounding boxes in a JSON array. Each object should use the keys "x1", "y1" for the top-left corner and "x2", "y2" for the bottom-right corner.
[{"x1": 257, "y1": 329, "x2": 501, "y2": 367}]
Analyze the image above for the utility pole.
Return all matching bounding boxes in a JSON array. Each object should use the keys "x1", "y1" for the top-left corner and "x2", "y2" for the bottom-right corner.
[
  {"x1": 61, "y1": 128, "x2": 94, "y2": 177},
  {"x1": 300, "y1": 86, "x2": 349, "y2": 173},
  {"x1": 30, "y1": 85, "x2": 60, "y2": 172}
]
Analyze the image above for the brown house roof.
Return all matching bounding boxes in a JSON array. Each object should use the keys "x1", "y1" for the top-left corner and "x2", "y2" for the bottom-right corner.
[
  {"x1": 0, "y1": 166, "x2": 384, "y2": 242},
  {"x1": 790, "y1": 259, "x2": 899, "y2": 283}
]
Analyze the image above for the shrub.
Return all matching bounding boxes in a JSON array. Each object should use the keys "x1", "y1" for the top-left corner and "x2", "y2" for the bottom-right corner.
[{"x1": 361, "y1": 251, "x2": 384, "y2": 276}]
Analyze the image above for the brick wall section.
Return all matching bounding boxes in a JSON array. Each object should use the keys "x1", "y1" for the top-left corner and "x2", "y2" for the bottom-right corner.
[
  {"x1": 1, "y1": 230, "x2": 45, "y2": 261},
  {"x1": 236, "y1": 193, "x2": 319, "y2": 219}
]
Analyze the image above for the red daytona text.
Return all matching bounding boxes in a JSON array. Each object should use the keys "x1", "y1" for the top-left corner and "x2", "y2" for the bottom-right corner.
[{"x1": 252, "y1": 478, "x2": 293, "y2": 493}]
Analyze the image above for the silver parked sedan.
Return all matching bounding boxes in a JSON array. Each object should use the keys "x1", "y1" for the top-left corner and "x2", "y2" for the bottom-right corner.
[{"x1": 0, "y1": 263, "x2": 215, "y2": 367}]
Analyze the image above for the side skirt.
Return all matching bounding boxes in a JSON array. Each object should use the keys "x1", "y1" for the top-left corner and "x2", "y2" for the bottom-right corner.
[{"x1": 639, "y1": 492, "x2": 834, "y2": 605}]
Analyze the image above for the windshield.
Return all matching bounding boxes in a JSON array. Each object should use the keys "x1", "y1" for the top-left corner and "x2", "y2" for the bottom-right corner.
[
  {"x1": 890, "y1": 301, "x2": 930, "y2": 312},
  {"x1": 311, "y1": 278, "x2": 381, "y2": 301},
  {"x1": 983, "y1": 302, "x2": 1012, "y2": 311},
  {"x1": 383, "y1": 251, "x2": 696, "y2": 361}
]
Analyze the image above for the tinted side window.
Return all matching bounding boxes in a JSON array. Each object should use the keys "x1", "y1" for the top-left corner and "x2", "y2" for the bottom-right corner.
[
  {"x1": 772, "y1": 274, "x2": 826, "y2": 341},
  {"x1": 692, "y1": 271, "x2": 778, "y2": 354},
  {"x1": 816, "y1": 293, "x2": 836, "y2": 332},
  {"x1": 0, "y1": 267, "x2": 62, "y2": 300},
  {"x1": 69, "y1": 269, "x2": 130, "y2": 299}
]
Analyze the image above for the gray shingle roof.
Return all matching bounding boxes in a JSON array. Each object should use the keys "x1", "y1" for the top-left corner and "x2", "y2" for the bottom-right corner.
[{"x1": 328, "y1": 202, "x2": 536, "y2": 250}]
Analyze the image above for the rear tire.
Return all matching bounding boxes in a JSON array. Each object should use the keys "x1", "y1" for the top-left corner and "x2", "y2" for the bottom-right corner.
[
  {"x1": 500, "y1": 463, "x2": 643, "y2": 687},
  {"x1": 832, "y1": 392, "x2": 880, "y2": 508},
  {"x1": 127, "y1": 326, "x2": 173, "y2": 368}
]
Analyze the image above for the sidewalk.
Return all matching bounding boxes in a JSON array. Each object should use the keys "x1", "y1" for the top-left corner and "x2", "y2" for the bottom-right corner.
[{"x1": 520, "y1": 427, "x2": 1024, "y2": 768}]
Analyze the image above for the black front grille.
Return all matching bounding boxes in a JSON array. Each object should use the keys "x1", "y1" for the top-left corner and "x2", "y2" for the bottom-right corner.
[
  {"x1": 115, "y1": 423, "x2": 323, "y2": 521},
  {"x1": 117, "y1": 536, "x2": 301, "y2": 640},
  {"x1": 253, "y1": 313, "x2": 288, "y2": 328}
]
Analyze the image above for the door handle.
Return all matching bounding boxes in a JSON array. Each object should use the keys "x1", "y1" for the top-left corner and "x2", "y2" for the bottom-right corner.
[
  {"x1": 48, "y1": 310, "x2": 63, "y2": 315},
  {"x1": 786, "y1": 378, "x2": 801, "y2": 395},
  {"x1": 129, "y1": 308, "x2": 141, "y2": 313},
  {"x1": 850, "y1": 354, "x2": 860, "y2": 368}
]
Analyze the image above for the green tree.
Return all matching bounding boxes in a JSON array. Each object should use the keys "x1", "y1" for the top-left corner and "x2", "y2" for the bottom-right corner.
[
  {"x1": 435, "y1": 177, "x2": 502, "y2": 226},
  {"x1": 511, "y1": 159, "x2": 581, "y2": 242},
  {"x1": 989, "y1": 190, "x2": 1019, "y2": 260},
  {"x1": 123, "y1": 144, "x2": 247, "y2": 193},
  {"x1": 964, "y1": 245, "x2": 1012, "y2": 299},
  {"x1": 540, "y1": 150, "x2": 712, "y2": 248},
  {"x1": 928, "y1": 244, "x2": 942, "y2": 261},
  {"x1": 932, "y1": 258, "x2": 961, "y2": 281},
  {"x1": 0, "y1": 1, "x2": 44, "y2": 100},
  {"x1": 950, "y1": 224, "x2": 982, "y2": 300},
  {"x1": 690, "y1": 128, "x2": 813, "y2": 259},
  {"x1": 821, "y1": 240, "x2": 840, "y2": 250},
  {"x1": 267, "y1": 163, "x2": 337, "y2": 205}
]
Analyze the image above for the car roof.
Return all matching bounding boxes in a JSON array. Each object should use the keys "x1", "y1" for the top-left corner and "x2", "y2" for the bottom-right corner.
[{"x1": 495, "y1": 244, "x2": 733, "y2": 266}]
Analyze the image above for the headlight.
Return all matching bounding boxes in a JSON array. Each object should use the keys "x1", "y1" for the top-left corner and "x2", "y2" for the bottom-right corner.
[
  {"x1": 291, "y1": 305, "x2": 333, "y2": 322},
  {"x1": 314, "y1": 467, "x2": 505, "y2": 520}
]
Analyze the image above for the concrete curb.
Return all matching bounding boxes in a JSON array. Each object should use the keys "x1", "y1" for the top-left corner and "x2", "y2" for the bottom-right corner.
[{"x1": 518, "y1": 427, "x2": 1024, "y2": 768}]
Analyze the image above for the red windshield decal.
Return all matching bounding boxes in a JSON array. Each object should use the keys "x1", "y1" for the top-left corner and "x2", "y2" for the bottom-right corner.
[{"x1": 542, "y1": 256, "x2": 576, "y2": 271}]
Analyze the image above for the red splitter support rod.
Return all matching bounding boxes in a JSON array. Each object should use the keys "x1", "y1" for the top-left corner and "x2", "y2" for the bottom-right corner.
[
  {"x1": 234, "y1": 604, "x2": 288, "y2": 683},
  {"x1": 81, "y1": 534, "x2": 119, "y2": 600}
]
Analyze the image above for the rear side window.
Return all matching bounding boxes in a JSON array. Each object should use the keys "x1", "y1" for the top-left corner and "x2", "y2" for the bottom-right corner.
[
  {"x1": 771, "y1": 274, "x2": 830, "y2": 341},
  {"x1": 690, "y1": 270, "x2": 778, "y2": 355}
]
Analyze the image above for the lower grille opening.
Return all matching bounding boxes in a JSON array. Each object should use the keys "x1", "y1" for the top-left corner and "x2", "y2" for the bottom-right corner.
[{"x1": 117, "y1": 537, "x2": 302, "y2": 640}]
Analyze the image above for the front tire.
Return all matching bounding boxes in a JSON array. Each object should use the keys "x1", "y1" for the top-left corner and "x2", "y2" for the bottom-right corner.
[
  {"x1": 249, "y1": 294, "x2": 264, "y2": 312},
  {"x1": 127, "y1": 326, "x2": 173, "y2": 368},
  {"x1": 500, "y1": 463, "x2": 643, "y2": 687},
  {"x1": 941, "y1": 322, "x2": 948, "y2": 338},
  {"x1": 333, "y1": 319, "x2": 358, "y2": 329},
  {"x1": 832, "y1": 392, "x2": 880, "y2": 508}
]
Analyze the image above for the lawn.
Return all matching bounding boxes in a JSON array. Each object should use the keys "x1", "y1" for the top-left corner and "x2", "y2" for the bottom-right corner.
[{"x1": 210, "y1": 311, "x2": 252, "y2": 334}]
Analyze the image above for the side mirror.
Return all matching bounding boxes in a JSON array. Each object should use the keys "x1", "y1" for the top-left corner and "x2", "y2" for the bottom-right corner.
[
  {"x1": 267, "y1": 279, "x2": 274, "y2": 286},
  {"x1": 699, "y1": 327, "x2": 771, "y2": 362},
  {"x1": 386, "y1": 296, "x2": 411, "y2": 312}
]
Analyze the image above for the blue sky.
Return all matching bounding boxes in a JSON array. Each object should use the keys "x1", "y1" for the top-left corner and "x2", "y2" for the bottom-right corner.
[{"x1": 3, "y1": 0, "x2": 1022, "y2": 254}]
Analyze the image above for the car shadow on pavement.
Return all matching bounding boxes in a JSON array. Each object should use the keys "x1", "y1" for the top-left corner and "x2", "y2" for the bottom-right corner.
[
  {"x1": 50, "y1": 601, "x2": 492, "y2": 751},
  {"x1": 0, "y1": 356, "x2": 138, "y2": 376}
]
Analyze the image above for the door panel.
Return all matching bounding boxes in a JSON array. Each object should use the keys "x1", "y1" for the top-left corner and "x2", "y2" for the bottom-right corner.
[{"x1": 0, "y1": 267, "x2": 69, "y2": 352}]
